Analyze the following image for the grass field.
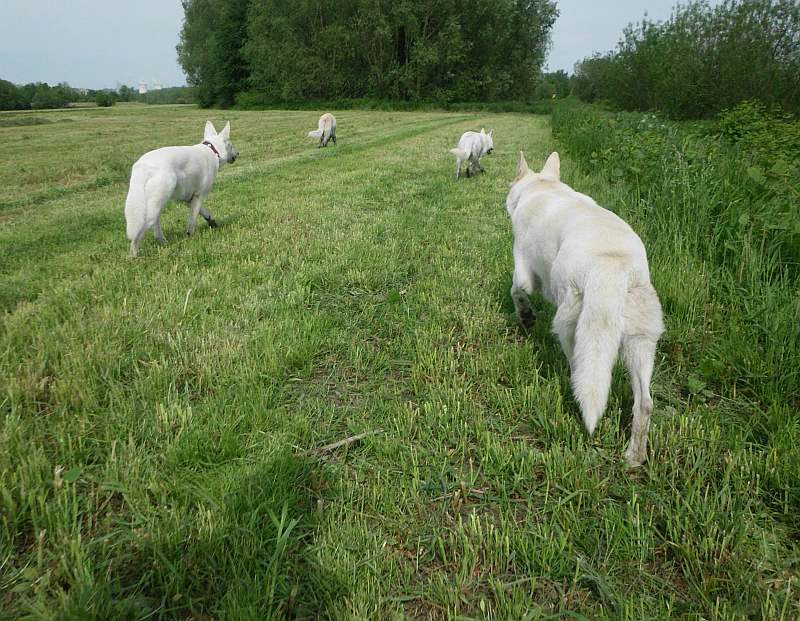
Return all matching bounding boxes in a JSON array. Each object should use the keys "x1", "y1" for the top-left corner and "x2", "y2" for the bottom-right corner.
[{"x1": 1, "y1": 104, "x2": 797, "y2": 619}]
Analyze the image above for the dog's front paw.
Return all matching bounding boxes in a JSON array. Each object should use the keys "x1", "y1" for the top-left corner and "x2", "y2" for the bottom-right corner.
[
  {"x1": 518, "y1": 309, "x2": 535, "y2": 329},
  {"x1": 207, "y1": 219, "x2": 219, "y2": 229}
]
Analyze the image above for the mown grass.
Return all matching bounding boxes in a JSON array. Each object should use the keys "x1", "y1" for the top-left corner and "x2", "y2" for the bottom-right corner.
[{"x1": 1, "y1": 104, "x2": 798, "y2": 619}]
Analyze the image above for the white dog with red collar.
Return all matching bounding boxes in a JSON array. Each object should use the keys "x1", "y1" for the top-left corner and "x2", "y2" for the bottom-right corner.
[{"x1": 124, "y1": 120, "x2": 238, "y2": 257}]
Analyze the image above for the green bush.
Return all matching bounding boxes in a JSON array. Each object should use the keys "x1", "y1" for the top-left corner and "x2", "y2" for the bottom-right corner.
[
  {"x1": 572, "y1": 0, "x2": 800, "y2": 118},
  {"x1": 94, "y1": 91, "x2": 116, "y2": 107}
]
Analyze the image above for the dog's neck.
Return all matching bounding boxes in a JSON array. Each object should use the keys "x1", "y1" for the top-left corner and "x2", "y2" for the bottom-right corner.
[{"x1": 202, "y1": 140, "x2": 221, "y2": 159}]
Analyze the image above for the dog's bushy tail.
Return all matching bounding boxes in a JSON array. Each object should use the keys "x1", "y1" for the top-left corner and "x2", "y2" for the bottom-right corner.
[
  {"x1": 124, "y1": 166, "x2": 147, "y2": 242},
  {"x1": 571, "y1": 266, "x2": 628, "y2": 435},
  {"x1": 449, "y1": 147, "x2": 469, "y2": 160},
  {"x1": 308, "y1": 129, "x2": 324, "y2": 139}
]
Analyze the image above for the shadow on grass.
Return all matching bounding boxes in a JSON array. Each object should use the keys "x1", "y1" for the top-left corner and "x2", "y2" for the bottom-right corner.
[{"x1": 82, "y1": 450, "x2": 349, "y2": 619}]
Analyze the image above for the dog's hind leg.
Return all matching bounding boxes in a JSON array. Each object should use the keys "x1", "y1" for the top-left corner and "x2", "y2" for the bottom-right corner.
[
  {"x1": 128, "y1": 228, "x2": 146, "y2": 258},
  {"x1": 199, "y1": 206, "x2": 218, "y2": 228},
  {"x1": 454, "y1": 158, "x2": 462, "y2": 179},
  {"x1": 552, "y1": 288, "x2": 581, "y2": 364},
  {"x1": 622, "y1": 335, "x2": 657, "y2": 467},
  {"x1": 129, "y1": 179, "x2": 169, "y2": 256},
  {"x1": 511, "y1": 262, "x2": 538, "y2": 328},
  {"x1": 153, "y1": 219, "x2": 167, "y2": 245}
]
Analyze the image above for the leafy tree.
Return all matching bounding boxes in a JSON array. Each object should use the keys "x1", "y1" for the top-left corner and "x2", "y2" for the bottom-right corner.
[
  {"x1": 573, "y1": 0, "x2": 800, "y2": 118},
  {"x1": 117, "y1": 85, "x2": 137, "y2": 102},
  {"x1": 178, "y1": 0, "x2": 558, "y2": 106},
  {"x1": 537, "y1": 70, "x2": 571, "y2": 98},
  {"x1": 27, "y1": 82, "x2": 72, "y2": 109},
  {"x1": 178, "y1": 0, "x2": 249, "y2": 107},
  {"x1": 0, "y1": 79, "x2": 27, "y2": 109},
  {"x1": 95, "y1": 91, "x2": 116, "y2": 107}
]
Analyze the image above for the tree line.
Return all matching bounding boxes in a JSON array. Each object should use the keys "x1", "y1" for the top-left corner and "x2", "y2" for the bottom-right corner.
[
  {"x1": 0, "y1": 79, "x2": 196, "y2": 111},
  {"x1": 177, "y1": 0, "x2": 559, "y2": 107},
  {"x1": 0, "y1": 80, "x2": 90, "y2": 110},
  {"x1": 571, "y1": 0, "x2": 800, "y2": 119}
]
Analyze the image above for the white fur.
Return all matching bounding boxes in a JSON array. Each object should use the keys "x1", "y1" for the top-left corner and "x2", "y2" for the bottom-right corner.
[
  {"x1": 308, "y1": 113, "x2": 337, "y2": 147},
  {"x1": 449, "y1": 128, "x2": 494, "y2": 179},
  {"x1": 507, "y1": 151, "x2": 664, "y2": 466},
  {"x1": 124, "y1": 121, "x2": 238, "y2": 257}
]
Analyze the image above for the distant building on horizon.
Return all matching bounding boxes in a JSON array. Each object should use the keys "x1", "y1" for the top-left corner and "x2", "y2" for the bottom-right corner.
[{"x1": 138, "y1": 81, "x2": 148, "y2": 95}]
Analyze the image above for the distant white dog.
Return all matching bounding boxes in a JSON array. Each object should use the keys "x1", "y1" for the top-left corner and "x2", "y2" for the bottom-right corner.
[
  {"x1": 449, "y1": 128, "x2": 494, "y2": 179},
  {"x1": 124, "y1": 121, "x2": 238, "y2": 257},
  {"x1": 507, "y1": 151, "x2": 664, "y2": 466},
  {"x1": 308, "y1": 113, "x2": 337, "y2": 147}
]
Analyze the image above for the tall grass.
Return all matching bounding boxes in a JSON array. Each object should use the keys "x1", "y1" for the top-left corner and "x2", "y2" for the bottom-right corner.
[{"x1": 552, "y1": 98, "x2": 800, "y2": 509}]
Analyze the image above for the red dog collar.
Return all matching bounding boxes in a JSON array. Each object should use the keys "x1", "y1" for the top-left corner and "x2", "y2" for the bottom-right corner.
[{"x1": 202, "y1": 141, "x2": 220, "y2": 158}]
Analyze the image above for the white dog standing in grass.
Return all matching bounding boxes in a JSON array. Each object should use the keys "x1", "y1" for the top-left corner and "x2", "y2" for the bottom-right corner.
[
  {"x1": 124, "y1": 120, "x2": 238, "y2": 257},
  {"x1": 308, "y1": 113, "x2": 337, "y2": 147},
  {"x1": 449, "y1": 128, "x2": 494, "y2": 178},
  {"x1": 507, "y1": 151, "x2": 664, "y2": 466}
]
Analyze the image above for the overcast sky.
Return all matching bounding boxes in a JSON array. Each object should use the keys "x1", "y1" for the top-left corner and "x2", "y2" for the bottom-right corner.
[
  {"x1": 0, "y1": 0, "x2": 186, "y2": 89},
  {"x1": 0, "y1": 1, "x2": 718, "y2": 89}
]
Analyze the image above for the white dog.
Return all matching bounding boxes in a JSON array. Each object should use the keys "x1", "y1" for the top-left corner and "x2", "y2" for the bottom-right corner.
[
  {"x1": 507, "y1": 151, "x2": 664, "y2": 466},
  {"x1": 449, "y1": 128, "x2": 494, "y2": 179},
  {"x1": 308, "y1": 113, "x2": 337, "y2": 147},
  {"x1": 124, "y1": 120, "x2": 238, "y2": 257}
]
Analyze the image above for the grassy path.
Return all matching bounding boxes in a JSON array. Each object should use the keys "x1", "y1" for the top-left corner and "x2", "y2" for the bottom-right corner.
[{"x1": 1, "y1": 105, "x2": 796, "y2": 619}]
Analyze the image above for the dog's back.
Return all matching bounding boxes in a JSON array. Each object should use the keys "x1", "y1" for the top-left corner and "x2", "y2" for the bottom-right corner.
[
  {"x1": 510, "y1": 180, "x2": 652, "y2": 297},
  {"x1": 456, "y1": 131, "x2": 481, "y2": 156}
]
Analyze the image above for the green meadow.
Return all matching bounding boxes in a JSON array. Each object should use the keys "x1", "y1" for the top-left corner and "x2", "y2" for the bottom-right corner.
[{"x1": 1, "y1": 104, "x2": 797, "y2": 619}]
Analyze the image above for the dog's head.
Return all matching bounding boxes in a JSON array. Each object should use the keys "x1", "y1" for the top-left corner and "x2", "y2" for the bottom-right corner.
[
  {"x1": 506, "y1": 151, "x2": 560, "y2": 216},
  {"x1": 481, "y1": 128, "x2": 494, "y2": 155},
  {"x1": 204, "y1": 121, "x2": 239, "y2": 164}
]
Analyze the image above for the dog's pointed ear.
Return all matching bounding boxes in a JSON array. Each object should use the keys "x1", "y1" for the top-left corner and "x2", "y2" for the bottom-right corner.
[
  {"x1": 541, "y1": 151, "x2": 560, "y2": 180},
  {"x1": 488, "y1": 129, "x2": 493, "y2": 137},
  {"x1": 220, "y1": 121, "x2": 231, "y2": 140},
  {"x1": 516, "y1": 151, "x2": 529, "y2": 178},
  {"x1": 204, "y1": 121, "x2": 217, "y2": 139},
  {"x1": 480, "y1": 127, "x2": 486, "y2": 135}
]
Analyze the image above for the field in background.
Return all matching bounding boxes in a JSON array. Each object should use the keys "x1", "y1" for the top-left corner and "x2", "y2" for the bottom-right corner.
[{"x1": 1, "y1": 105, "x2": 797, "y2": 619}]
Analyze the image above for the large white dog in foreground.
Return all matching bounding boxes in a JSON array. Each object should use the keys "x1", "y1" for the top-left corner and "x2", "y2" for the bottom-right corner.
[
  {"x1": 507, "y1": 151, "x2": 664, "y2": 466},
  {"x1": 124, "y1": 121, "x2": 238, "y2": 257},
  {"x1": 449, "y1": 128, "x2": 494, "y2": 179}
]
